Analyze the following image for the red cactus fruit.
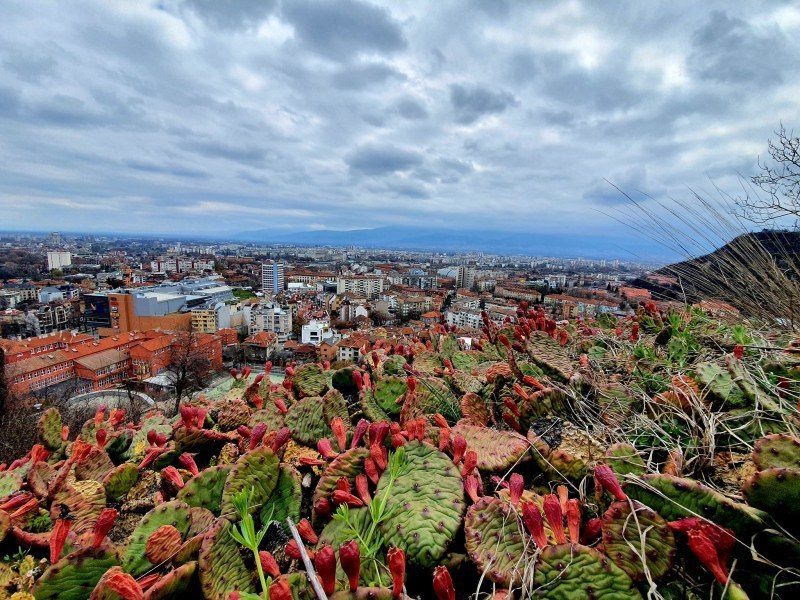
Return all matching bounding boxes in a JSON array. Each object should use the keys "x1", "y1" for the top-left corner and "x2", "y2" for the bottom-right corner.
[
  {"x1": 50, "y1": 518, "x2": 71, "y2": 564},
  {"x1": 464, "y1": 474, "x2": 481, "y2": 503},
  {"x1": 461, "y1": 450, "x2": 478, "y2": 477},
  {"x1": 452, "y1": 434, "x2": 467, "y2": 464},
  {"x1": 237, "y1": 425, "x2": 251, "y2": 439},
  {"x1": 95, "y1": 428, "x2": 108, "y2": 448},
  {"x1": 557, "y1": 485, "x2": 569, "y2": 513},
  {"x1": 504, "y1": 396, "x2": 521, "y2": 418},
  {"x1": 268, "y1": 577, "x2": 293, "y2": 600},
  {"x1": 317, "y1": 438, "x2": 338, "y2": 460},
  {"x1": 296, "y1": 518, "x2": 319, "y2": 545},
  {"x1": 340, "y1": 539, "x2": 361, "y2": 592},
  {"x1": 581, "y1": 517, "x2": 603, "y2": 545},
  {"x1": 543, "y1": 494, "x2": 567, "y2": 544},
  {"x1": 337, "y1": 477, "x2": 351, "y2": 493},
  {"x1": 387, "y1": 546, "x2": 406, "y2": 598},
  {"x1": 162, "y1": 466, "x2": 184, "y2": 490},
  {"x1": 351, "y1": 419, "x2": 369, "y2": 448},
  {"x1": 687, "y1": 529, "x2": 730, "y2": 585},
  {"x1": 364, "y1": 457, "x2": 380, "y2": 484},
  {"x1": 61, "y1": 425, "x2": 70, "y2": 441},
  {"x1": 370, "y1": 443, "x2": 387, "y2": 470},
  {"x1": 271, "y1": 427, "x2": 291, "y2": 453},
  {"x1": 285, "y1": 539, "x2": 303, "y2": 560},
  {"x1": 406, "y1": 375, "x2": 416, "y2": 395},
  {"x1": 522, "y1": 502, "x2": 548, "y2": 548},
  {"x1": 594, "y1": 464, "x2": 627, "y2": 501},
  {"x1": 274, "y1": 398, "x2": 288, "y2": 414},
  {"x1": 332, "y1": 490, "x2": 364, "y2": 507},
  {"x1": 250, "y1": 423, "x2": 268, "y2": 450},
  {"x1": 438, "y1": 426, "x2": 451, "y2": 452},
  {"x1": 315, "y1": 544, "x2": 336, "y2": 595},
  {"x1": 313, "y1": 497, "x2": 333, "y2": 519},
  {"x1": 259, "y1": 550, "x2": 280, "y2": 578},
  {"x1": 733, "y1": 345, "x2": 744, "y2": 359},
  {"x1": 355, "y1": 473, "x2": 372, "y2": 505},
  {"x1": 566, "y1": 499, "x2": 581, "y2": 544},
  {"x1": 178, "y1": 453, "x2": 199, "y2": 477},
  {"x1": 509, "y1": 473, "x2": 524, "y2": 508},
  {"x1": 299, "y1": 456, "x2": 325, "y2": 467},
  {"x1": 433, "y1": 565, "x2": 456, "y2": 600},
  {"x1": 352, "y1": 370, "x2": 363, "y2": 391},
  {"x1": 92, "y1": 508, "x2": 118, "y2": 549},
  {"x1": 251, "y1": 394, "x2": 263, "y2": 410},
  {"x1": 331, "y1": 417, "x2": 347, "y2": 451},
  {"x1": 106, "y1": 571, "x2": 144, "y2": 600}
]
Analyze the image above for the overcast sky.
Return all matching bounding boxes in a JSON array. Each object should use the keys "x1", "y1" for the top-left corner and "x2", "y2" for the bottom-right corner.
[{"x1": 2, "y1": 0, "x2": 800, "y2": 241}]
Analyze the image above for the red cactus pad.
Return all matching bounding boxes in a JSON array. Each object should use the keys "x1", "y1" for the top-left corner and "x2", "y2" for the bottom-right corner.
[
  {"x1": 145, "y1": 524, "x2": 183, "y2": 565},
  {"x1": 105, "y1": 571, "x2": 144, "y2": 600},
  {"x1": 433, "y1": 565, "x2": 456, "y2": 600},
  {"x1": 315, "y1": 544, "x2": 336, "y2": 595},
  {"x1": 340, "y1": 539, "x2": 361, "y2": 592},
  {"x1": 387, "y1": 546, "x2": 406, "y2": 599}
]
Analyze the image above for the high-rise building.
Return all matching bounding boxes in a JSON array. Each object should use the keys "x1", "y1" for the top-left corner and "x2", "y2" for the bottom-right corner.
[
  {"x1": 261, "y1": 261, "x2": 286, "y2": 294},
  {"x1": 456, "y1": 265, "x2": 476, "y2": 290},
  {"x1": 47, "y1": 251, "x2": 72, "y2": 271}
]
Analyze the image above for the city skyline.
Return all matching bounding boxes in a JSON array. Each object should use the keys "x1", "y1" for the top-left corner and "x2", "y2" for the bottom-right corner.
[{"x1": 2, "y1": 1, "x2": 800, "y2": 248}]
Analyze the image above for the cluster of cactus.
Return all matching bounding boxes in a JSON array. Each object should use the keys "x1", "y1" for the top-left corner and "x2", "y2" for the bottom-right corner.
[{"x1": 0, "y1": 303, "x2": 799, "y2": 599}]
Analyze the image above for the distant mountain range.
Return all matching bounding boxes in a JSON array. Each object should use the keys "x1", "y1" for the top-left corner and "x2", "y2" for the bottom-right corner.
[{"x1": 233, "y1": 226, "x2": 673, "y2": 261}]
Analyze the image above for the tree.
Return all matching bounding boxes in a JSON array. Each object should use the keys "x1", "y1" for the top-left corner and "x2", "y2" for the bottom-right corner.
[
  {"x1": 738, "y1": 124, "x2": 800, "y2": 224},
  {"x1": 166, "y1": 330, "x2": 214, "y2": 414}
]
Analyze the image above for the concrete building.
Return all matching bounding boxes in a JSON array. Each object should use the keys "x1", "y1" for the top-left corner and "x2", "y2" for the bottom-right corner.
[
  {"x1": 336, "y1": 275, "x2": 384, "y2": 299},
  {"x1": 47, "y1": 251, "x2": 72, "y2": 271},
  {"x1": 191, "y1": 303, "x2": 232, "y2": 333},
  {"x1": 249, "y1": 301, "x2": 292, "y2": 342},
  {"x1": 38, "y1": 287, "x2": 65, "y2": 304},
  {"x1": 456, "y1": 265, "x2": 476, "y2": 290},
  {"x1": 262, "y1": 261, "x2": 286, "y2": 295},
  {"x1": 301, "y1": 320, "x2": 332, "y2": 345}
]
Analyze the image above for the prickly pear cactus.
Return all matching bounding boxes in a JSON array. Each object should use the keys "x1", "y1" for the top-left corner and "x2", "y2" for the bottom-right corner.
[
  {"x1": 360, "y1": 386, "x2": 390, "y2": 422},
  {"x1": 102, "y1": 463, "x2": 140, "y2": 501},
  {"x1": 199, "y1": 517, "x2": 256, "y2": 599},
  {"x1": 37, "y1": 408, "x2": 64, "y2": 451},
  {"x1": 259, "y1": 465, "x2": 302, "y2": 530},
  {"x1": 626, "y1": 473, "x2": 765, "y2": 539},
  {"x1": 122, "y1": 500, "x2": 191, "y2": 576},
  {"x1": 214, "y1": 398, "x2": 251, "y2": 431},
  {"x1": 140, "y1": 561, "x2": 197, "y2": 600},
  {"x1": 451, "y1": 350, "x2": 477, "y2": 371},
  {"x1": 401, "y1": 377, "x2": 460, "y2": 424},
  {"x1": 294, "y1": 363, "x2": 329, "y2": 397},
  {"x1": 527, "y1": 420, "x2": 604, "y2": 481},
  {"x1": 525, "y1": 332, "x2": 573, "y2": 382},
  {"x1": 0, "y1": 472, "x2": 23, "y2": 498},
  {"x1": 695, "y1": 362, "x2": 747, "y2": 408},
  {"x1": 220, "y1": 447, "x2": 280, "y2": 520},
  {"x1": 451, "y1": 423, "x2": 530, "y2": 472},
  {"x1": 465, "y1": 496, "x2": 529, "y2": 587},
  {"x1": 178, "y1": 465, "x2": 232, "y2": 515},
  {"x1": 74, "y1": 447, "x2": 114, "y2": 482},
  {"x1": 371, "y1": 376, "x2": 407, "y2": 418},
  {"x1": 742, "y1": 467, "x2": 800, "y2": 531},
  {"x1": 50, "y1": 480, "x2": 106, "y2": 537},
  {"x1": 459, "y1": 393, "x2": 490, "y2": 426},
  {"x1": 601, "y1": 500, "x2": 675, "y2": 581},
  {"x1": 285, "y1": 396, "x2": 332, "y2": 447},
  {"x1": 375, "y1": 441, "x2": 465, "y2": 568},
  {"x1": 124, "y1": 413, "x2": 172, "y2": 461},
  {"x1": 34, "y1": 548, "x2": 119, "y2": 600},
  {"x1": 248, "y1": 405, "x2": 285, "y2": 433},
  {"x1": 530, "y1": 544, "x2": 642, "y2": 599},
  {"x1": 604, "y1": 443, "x2": 646, "y2": 476},
  {"x1": 752, "y1": 434, "x2": 800, "y2": 471},
  {"x1": 412, "y1": 351, "x2": 443, "y2": 375},
  {"x1": 313, "y1": 448, "x2": 370, "y2": 510}
]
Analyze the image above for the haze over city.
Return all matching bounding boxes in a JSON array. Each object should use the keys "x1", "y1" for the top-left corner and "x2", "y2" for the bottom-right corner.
[{"x1": 2, "y1": 0, "x2": 800, "y2": 258}]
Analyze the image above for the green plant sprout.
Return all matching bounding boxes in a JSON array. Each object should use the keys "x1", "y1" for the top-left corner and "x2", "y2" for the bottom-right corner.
[
  {"x1": 333, "y1": 446, "x2": 408, "y2": 584},
  {"x1": 229, "y1": 486, "x2": 272, "y2": 599}
]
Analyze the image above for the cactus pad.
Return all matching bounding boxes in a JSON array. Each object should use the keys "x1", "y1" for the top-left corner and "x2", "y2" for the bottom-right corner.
[
  {"x1": 122, "y1": 500, "x2": 191, "y2": 576},
  {"x1": 286, "y1": 396, "x2": 332, "y2": 447},
  {"x1": 178, "y1": 465, "x2": 232, "y2": 515},
  {"x1": 141, "y1": 561, "x2": 197, "y2": 600},
  {"x1": 220, "y1": 447, "x2": 280, "y2": 520},
  {"x1": 0, "y1": 472, "x2": 23, "y2": 499},
  {"x1": 452, "y1": 423, "x2": 530, "y2": 472},
  {"x1": 530, "y1": 544, "x2": 642, "y2": 599},
  {"x1": 601, "y1": 500, "x2": 675, "y2": 581},
  {"x1": 74, "y1": 447, "x2": 114, "y2": 482},
  {"x1": 294, "y1": 363, "x2": 329, "y2": 397},
  {"x1": 401, "y1": 378, "x2": 460, "y2": 424},
  {"x1": 752, "y1": 434, "x2": 800, "y2": 471},
  {"x1": 742, "y1": 467, "x2": 800, "y2": 531},
  {"x1": 198, "y1": 517, "x2": 255, "y2": 599},
  {"x1": 314, "y1": 447, "x2": 370, "y2": 509},
  {"x1": 259, "y1": 465, "x2": 302, "y2": 530},
  {"x1": 375, "y1": 441, "x2": 465, "y2": 568},
  {"x1": 248, "y1": 405, "x2": 286, "y2": 433},
  {"x1": 371, "y1": 376, "x2": 407, "y2": 418},
  {"x1": 102, "y1": 463, "x2": 140, "y2": 501},
  {"x1": 525, "y1": 332, "x2": 574, "y2": 381},
  {"x1": 50, "y1": 480, "x2": 106, "y2": 537},
  {"x1": 465, "y1": 496, "x2": 529, "y2": 586},
  {"x1": 37, "y1": 408, "x2": 64, "y2": 451},
  {"x1": 604, "y1": 443, "x2": 647, "y2": 476},
  {"x1": 34, "y1": 548, "x2": 119, "y2": 600}
]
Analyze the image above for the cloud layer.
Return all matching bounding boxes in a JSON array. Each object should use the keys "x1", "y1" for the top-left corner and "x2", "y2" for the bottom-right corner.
[{"x1": 2, "y1": 0, "x2": 800, "y2": 248}]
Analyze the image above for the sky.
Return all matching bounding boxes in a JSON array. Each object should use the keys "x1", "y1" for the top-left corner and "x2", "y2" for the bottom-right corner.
[{"x1": 2, "y1": 0, "x2": 800, "y2": 243}]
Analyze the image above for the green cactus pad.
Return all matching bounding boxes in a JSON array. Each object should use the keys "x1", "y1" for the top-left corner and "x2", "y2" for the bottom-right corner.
[
  {"x1": 37, "y1": 408, "x2": 64, "y2": 451},
  {"x1": 122, "y1": 500, "x2": 191, "y2": 576},
  {"x1": 141, "y1": 561, "x2": 197, "y2": 600},
  {"x1": 401, "y1": 377, "x2": 460, "y2": 424},
  {"x1": 248, "y1": 405, "x2": 286, "y2": 432},
  {"x1": 360, "y1": 386, "x2": 391, "y2": 422},
  {"x1": 104, "y1": 429, "x2": 133, "y2": 462},
  {"x1": 752, "y1": 434, "x2": 800, "y2": 471},
  {"x1": 412, "y1": 351, "x2": 444, "y2": 375},
  {"x1": 601, "y1": 500, "x2": 676, "y2": 582},
  {"x1": 74, "y1": 446, "x2": 114, "y2": 482},
  {"x1": 375, "y1": 441, "x2": 465, "y2": 568},
  {"x1": 50, "y1": 480, "x2": 106, "y2": 537},
  {"x1": 695, "y1": 362, "x2": 747, "y2": 408},
  {"x1": 331, "y1": 366, "x2": 360, "y2": 396},
  {"x1": 381, "y1": 354, "x2": 407, "y2": 376},
  {"x1": 124, "y1": 413, "x2": 172, "y2": 461},
  {"x1": 452, "y1": 423, "x2": 530, "y2": 472},
  {"x1": 525, "y1": 332, "x2": 574, "y2": 382},
  {"x1": 198, "y1": 517, "x2": 256, "y2": 600},
  {"x1": 604, "y1": 443, "x2": 647, "y2": 476},
  {"x1": 371, "y1": 376, "x2": 407, "y2": 418},
  {"x1": 220, "y1": 447, "x2": 280, "y2": 520},
  {"x1": 742, "y1": 467, "x2": 800, "y2": 531},
  {"x1": 102, "y1": 463, "x2": 140, "y2": 501},
  {"x1": 172, "y1": 426, "x2": 234, "y2": 454},
  {"x1": 294, "y1": 363, "x2": 329, "y2": 397},
  {"x1": 313, "y1": 447, "x2": 370, "y2": 508},
  {"x1": 465, "y1": 496, "x2": 529, "y2": 586},
  {"x1": 286, "y1": 396, "x2": 332, "y2": 447},
  {"x1": 35, "y1": 547, "x2": 120, "y2": 600},
  {"x1": 530, "y1": 543, "x2": 642, "y2": 599},
  {"x1": 451, "y1": 350, "x2": 477, "y2": 371},
  {"x1": 259, "y1": 465, "x2": 302, "y2": 530},
  {"x1": 451, "y1": 370, "x2": 485, "y2": 395},
  {"x1": 0, "y1": 471, "x2": 23, "y2": 499},
  {"x1": 626, "y1": 474, "x2": 765, "y2": 539},
  {"x1": 178, "y1": 465, "x2": 232, "y2": 515}
]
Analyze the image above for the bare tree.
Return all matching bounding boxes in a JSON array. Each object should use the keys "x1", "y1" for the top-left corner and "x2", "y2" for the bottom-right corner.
[
  {"x1": 166, "y1": 330, "x2": 214, "y2": 414},
  {"x1": 737, "y1": 123, "x2": 800, "y2": 224}
]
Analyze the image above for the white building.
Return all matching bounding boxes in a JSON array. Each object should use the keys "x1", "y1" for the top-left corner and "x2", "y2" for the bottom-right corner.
[
  {"x1": 249, "y1": 301, "x2": 292, "y2": 342},
  {"x1": 336, "y1": 275, "x2": 384, "y2": 299},
  {"x1": 262, "y1": 261, "x2": 286, "y2": 295},
  {"x1": 456, "y1": 265, "x2": 476, "y2": 290},
  {"x1": 47, "y1": 251, "x2": 72, "y2": 271},
  {"x1": 301, "y1": 320, "x2": 333, "y2": 345}
]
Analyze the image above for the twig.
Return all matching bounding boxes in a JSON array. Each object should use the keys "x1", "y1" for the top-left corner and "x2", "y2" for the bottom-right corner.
[{"x1": 287, "y1": 516, "x2": 329, "y2": 600}]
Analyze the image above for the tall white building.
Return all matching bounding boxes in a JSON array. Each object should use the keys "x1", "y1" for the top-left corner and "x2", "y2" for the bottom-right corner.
[
  {"x1": 456, "y1": 265, "x2": 476, "y2": 290},
  {"x1": 47, "y1": 251, "x2": 72, "y2": 271},
  {"x1": 262, "y1": 261, "x2": 286, "y2": 294}
]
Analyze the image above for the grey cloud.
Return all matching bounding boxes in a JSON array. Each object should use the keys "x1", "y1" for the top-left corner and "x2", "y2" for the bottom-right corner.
[
  {"x1": 396, "y1": 97, "x2": 428, "y2": 120},
  {"x1": 346, "y1": 143, "x2": 423, "y2": 175},
  {"x1": 183, "y1": 0, "x2": 276, "y2": 29},
  {"x1": 688, "y1": 11, "x2": 791, "y2": 86},
  {"x1": 124, "y1": 159, "x2": 209, "y2": 180},
  {"x1": 450, "y1": 83, "x2": 518, "y2": 124},
  {"x1": 180, "y1": 139, "x2": 268, "y2": 165},
  {"x1": 282, "y1": 0, "x2": 406, "y2": 60},
  {"x1": 332, "y1": 62, "x2": 405, "y2": 90},
  {"x1": 0, "y1": 86, "x2": 21, "y2": 116}
]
